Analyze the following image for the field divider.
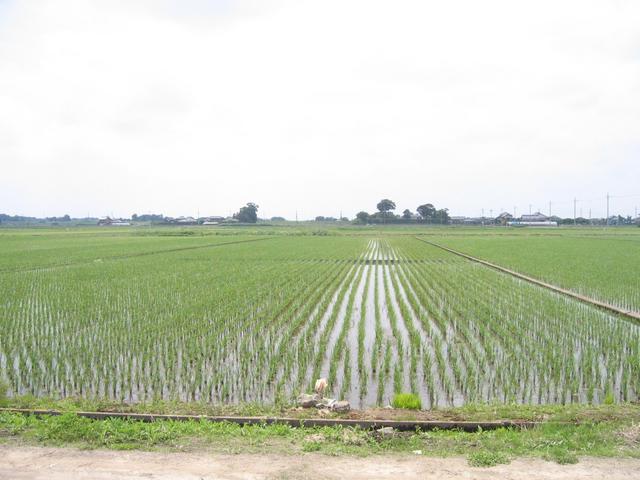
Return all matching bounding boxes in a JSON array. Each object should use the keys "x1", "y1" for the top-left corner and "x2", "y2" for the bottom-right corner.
[
  {"x1": 0, "y1": 408, "x2": 541, "y2": 431},
  {"x1": 414, "y1": 237, "x2": 640, "y2": 323}
]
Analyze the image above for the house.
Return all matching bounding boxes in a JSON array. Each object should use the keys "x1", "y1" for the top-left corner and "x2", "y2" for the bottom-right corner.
[
  {"x1": 520, "y1": 212, "x2": 549, "y2": 222},
  {"x1": 176, "y1": 216, "x2": 196, "y2": 224},
  {"x1": 496, "y1": 212, "x2": 513, "y2": 226},
  {"x1": 201, "y1": 216, "x2": 225, "y2": 224},
  {"x1": 97, "y1": 217, "x2": 130, "y2": 226}
]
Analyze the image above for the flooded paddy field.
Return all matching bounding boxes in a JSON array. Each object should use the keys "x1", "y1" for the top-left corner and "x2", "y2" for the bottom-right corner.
[{"x1": 1, "y1": 228, "x2": 639, "y2": 408}]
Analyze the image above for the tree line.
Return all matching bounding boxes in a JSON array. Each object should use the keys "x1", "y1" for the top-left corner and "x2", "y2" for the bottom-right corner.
[{"x1": 354, "y1": 199, "x2": 450, "y2": 224}]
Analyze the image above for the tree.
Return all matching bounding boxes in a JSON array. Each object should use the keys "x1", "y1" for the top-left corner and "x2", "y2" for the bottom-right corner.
[
  {"x1": 416, "y1": 203, "x2": 436, "y2": 222},
  {"x1": 355, "y1": 211, "x2": 370, "y2": 224},
  {"x1": 402, "y1": 209, "x2": 412, "y2": 220},
  {"x1": 376, "y1": 199, "x2": 396, "y2": 214},
  {"x1": 234, "y1": 202, "x2": 259, "y2": 223},
  {"x1": 434, "y1": 208, "x2": 450, "y2": 224}
]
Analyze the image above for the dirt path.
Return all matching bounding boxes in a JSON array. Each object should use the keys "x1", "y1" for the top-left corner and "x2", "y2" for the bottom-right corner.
[{"x1": 2, "y1": 446, "x2": 639, "y2": 480}]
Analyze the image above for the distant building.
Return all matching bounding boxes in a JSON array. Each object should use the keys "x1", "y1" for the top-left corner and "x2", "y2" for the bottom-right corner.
[
  {"x1": 201, "y1": 216, "x2": 225, "y2": 224},
  {"x1": 97, "y1": 217, "x2": 130, "y2": 226},
  {"x1": 496, "y1": 212, "x2": 513, "y2": 225},
  {"x1": 520, "y1": 212, "x2": 549, "y2": 222}
]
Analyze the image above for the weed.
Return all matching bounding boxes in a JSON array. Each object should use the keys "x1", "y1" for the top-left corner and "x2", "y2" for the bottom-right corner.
[{"x1": 468, "y1": 451, "x2": 510, "y2": 467}]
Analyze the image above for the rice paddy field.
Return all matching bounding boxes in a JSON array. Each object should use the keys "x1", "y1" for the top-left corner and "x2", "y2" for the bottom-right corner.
[{"x1": 1, "y1": 226, "x2": 639, "y2": 409}]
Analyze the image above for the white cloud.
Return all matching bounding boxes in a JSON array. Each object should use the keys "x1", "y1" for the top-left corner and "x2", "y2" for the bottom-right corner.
[{"x1": 1, "y1": 0, "x2": 639, "y2": 219}]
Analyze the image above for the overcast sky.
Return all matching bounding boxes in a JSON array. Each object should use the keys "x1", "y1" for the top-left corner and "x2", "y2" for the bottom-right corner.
[{"x1": 1, "y1": 0, "x2": 639, "y2": 219}]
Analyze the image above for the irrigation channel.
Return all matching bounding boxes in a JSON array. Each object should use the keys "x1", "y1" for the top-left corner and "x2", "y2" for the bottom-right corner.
[{"x1": 2, "y1": 237, "x2": 640, "y2": 408}]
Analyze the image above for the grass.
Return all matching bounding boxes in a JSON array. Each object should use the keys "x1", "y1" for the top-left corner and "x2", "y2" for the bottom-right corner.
[
  {"x1": 468, "y1": 450, "x2": 510, "y2": 467},
  {"x1": 5, "y1": 396, "x2": 640, "y2": 423},
  {"x1": 1, "y1": 410, "x2": 639, "y2": 465},
  {"x1": 392, "y1": 393, "x2": 422, "y2": 410}
]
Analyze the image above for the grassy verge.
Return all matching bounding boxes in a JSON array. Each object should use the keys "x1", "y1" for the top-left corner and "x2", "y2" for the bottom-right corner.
[
  {"x1": 1, "y1": 401, "x2": 640, "y2": 465},
  {"x1": 3, "y1": 395, "x2": 640, "y2": 423}
]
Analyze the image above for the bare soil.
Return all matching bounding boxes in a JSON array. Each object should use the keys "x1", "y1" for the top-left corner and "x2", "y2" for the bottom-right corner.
[{"x1": 2, "y1": 446, "x2": 639, "y2": 480}]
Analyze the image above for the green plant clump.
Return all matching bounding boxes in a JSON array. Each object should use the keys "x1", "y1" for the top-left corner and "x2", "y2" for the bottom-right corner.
[
  {"x1": 468, "y1": 450, "x2": 510, "y2": 467},
  {"x1": 392, "y1": 393, "x2": 422, "y2": 410},
  {"x1": 0, "y1": 379, "x2": 8, "y2": 406}
]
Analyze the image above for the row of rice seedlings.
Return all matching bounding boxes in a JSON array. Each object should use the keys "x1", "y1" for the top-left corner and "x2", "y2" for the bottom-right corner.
[
  {"x1": 396, "y1": 236, "x2": 630, "y2": 401},
  {"x1": 270, "y1": 261, "x2": 354, "y2": 397},
  {"x1": 309, "y1": 263, "x2": 362, "y2": 391},
  {"x1": 0, "y1": 238, "x2": 367, "y2": 402},
  {"x1": 327, "y1": 262, "x2": 366, "y2": 396},
  {"x1": 357, "y1": 264, "x2": 373, "y2": 399}
]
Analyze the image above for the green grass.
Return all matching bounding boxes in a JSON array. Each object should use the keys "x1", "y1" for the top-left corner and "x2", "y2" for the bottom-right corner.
[
  {"x1": 1, "y1": 410, "x2": 639, "y2": 462},
  {"x1": 468, "y1": 450, "x2": 510, "y2": 467},
  {"x1": 392, "y1": 393, "x2": 422, "y2": 410},
  {"x1": 0, "y1": 380, "x2": 7, "y2": 406},
  {"x1": 5, "y1": 396, "x2": 640, "y2": 423}
]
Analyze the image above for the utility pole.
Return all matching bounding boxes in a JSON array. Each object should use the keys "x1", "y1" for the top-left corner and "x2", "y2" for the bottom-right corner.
[
  {"x1": 295, "y1": 210, "x2": 298, "y2": 223},
  {"x1": 549, "y1": 201, "x2": 552, "y2": 217},
  {"x1": 481, "y1": 208, "x2": 484, "y2": 226},
  {"x1": 573, "y1": 198, "x2": 577, "y2": 225},
  {"x1": 529, "y1": 204, "x2": 532, "y2": 215},
  {"x1": 606, "y1": 193, "x2": 610, "y2": 226}
]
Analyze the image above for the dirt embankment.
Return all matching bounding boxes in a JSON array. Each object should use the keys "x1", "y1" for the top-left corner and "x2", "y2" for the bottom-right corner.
[{"x1": 2, "y1": 446, "x2": 640, "y2": 480}]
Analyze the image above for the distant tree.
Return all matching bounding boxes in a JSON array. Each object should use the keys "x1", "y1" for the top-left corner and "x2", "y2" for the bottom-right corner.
[
  {"x1": 340, "y1": 216, "x2": 349, "y2": 222},
  {"x1": 62, "y1": 214, "x2": 70, "y2": 221},
  {"x1": 402, "y1": 209, "x2": 412, "y2": 220},
  {"x1": 434, "y1": 208, "x2": 450, "y2": 224},
  {"x1": 416, "y1": 203, "x2": 436, "y2": 222},
  {"x1": 270, "y1": 216, "x2": 286, "y2": 222},
  {"x1": 355, "y1": 211, "x2": 370, "y2": 224},
  {"x1": 376, "y1": 199, "x2": 396, "y2": 214},
  {"x1": 132, "y1": 213, "x2": 138, "y2": 221},
  {"x1": 234, "y1": 202, "x2": 259, "y2": 223}
]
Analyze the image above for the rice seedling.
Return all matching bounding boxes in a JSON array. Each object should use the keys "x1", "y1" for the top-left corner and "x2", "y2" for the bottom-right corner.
[{"x1": 1, "y1": 230, "x2": 639, "y2": 410}]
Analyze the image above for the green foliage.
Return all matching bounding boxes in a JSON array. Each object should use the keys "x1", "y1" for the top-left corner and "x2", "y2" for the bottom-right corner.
[
  {"x1": 392, "y1": 393, "x2": 422, "y2": 410},
  {"x1": 0, "y1": 379, "x2": 7, "y2": 406},
  {"x1": 545, "y1": 449, "x2": 579, "y2": 464},
  {"x1": 376, "y1": 199, "x2": 396, "y2": 213},
  {"x1": 234, "y1": 202, "x2": 259, "y2": 223},
  {"x1": 468, "y1": 450, "x2": 510, "y2": 467},
  {"x1": 0, "y1": 410, "x2": 637, "y2": 461},
  {"x1": 604, "y1": 388, "x2": 615, "y2": 405}
]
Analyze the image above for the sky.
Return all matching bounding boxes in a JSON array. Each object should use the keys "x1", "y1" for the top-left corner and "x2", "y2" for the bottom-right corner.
[{"x1": 1, "y1": 0, "x2": 640, "y2": 220}]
